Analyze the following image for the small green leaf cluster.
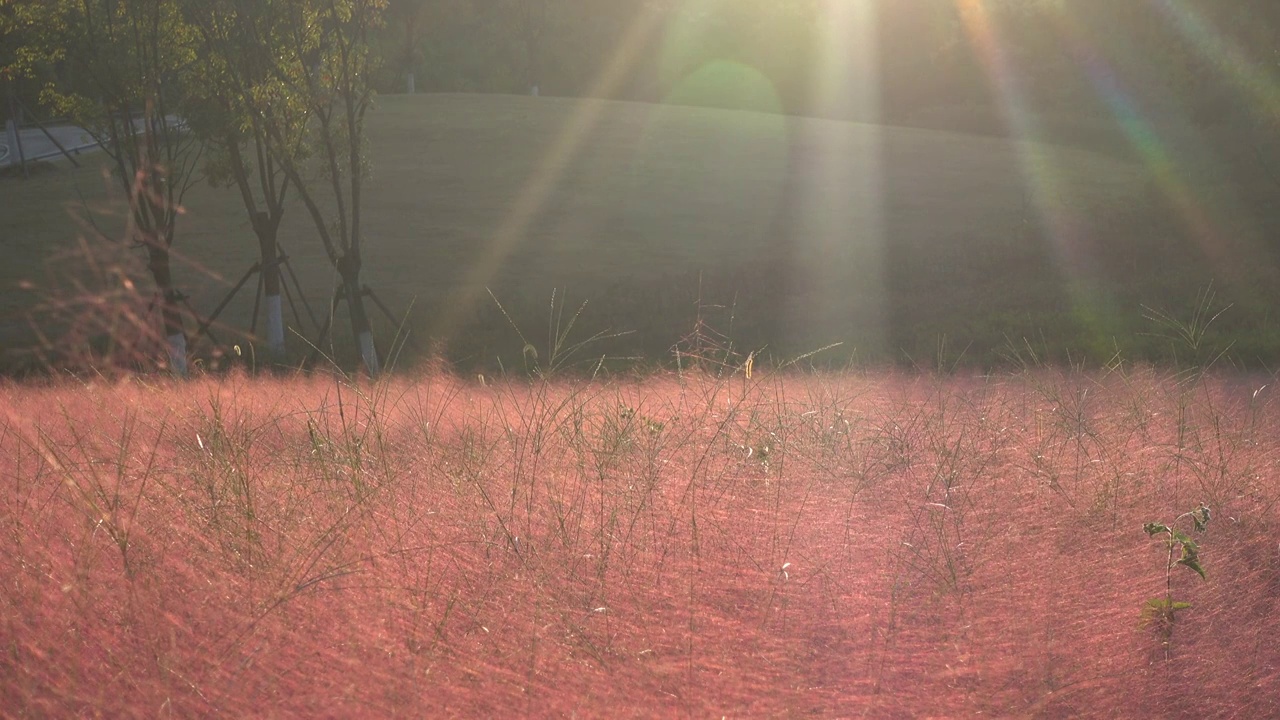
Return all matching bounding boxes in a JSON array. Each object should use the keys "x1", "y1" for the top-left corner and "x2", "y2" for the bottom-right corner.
[
  {"x1": 1143, "y1": 508, "x2": 1209, "y2": 579},
  {"x1": 1140, "y1": 504, "x2": 1210, "y2": 655}
]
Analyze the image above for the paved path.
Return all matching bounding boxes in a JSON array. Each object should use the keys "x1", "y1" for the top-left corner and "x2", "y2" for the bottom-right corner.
[{"x1": 1, "y1": 121, "x2": 103, "y2": 167}]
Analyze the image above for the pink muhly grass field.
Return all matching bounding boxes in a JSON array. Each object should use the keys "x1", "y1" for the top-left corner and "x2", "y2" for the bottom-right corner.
[{"x1": 1, "y1": 367, "x2": 1277, "y2": 717}]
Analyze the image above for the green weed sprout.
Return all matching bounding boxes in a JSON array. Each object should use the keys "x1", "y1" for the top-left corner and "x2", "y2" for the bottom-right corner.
[{"x1": 1141, "y1": 504, "x2": 1210, "y2": 659}]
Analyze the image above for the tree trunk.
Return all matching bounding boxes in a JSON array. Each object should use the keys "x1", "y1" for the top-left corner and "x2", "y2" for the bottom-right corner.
[
  {"x1": 146, "y1": 241, "x2": 187, "y2": 376},
  {"x1": 338, "y1": 254, "x2": 379, "y2": 377},
  {"x1": 253, "y1": 211, "x2": 285, "y2": 358},
  {"x1": 405, "y1": 71, "x2": 415, "y2": 95}
]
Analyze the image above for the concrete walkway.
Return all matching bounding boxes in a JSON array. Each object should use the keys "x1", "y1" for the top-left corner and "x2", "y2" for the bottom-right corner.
[
  {"x1": 1, "y1": 114, "x2": 181, "y2": 168},
  {"x1": 1, "y1": 121, "x2": 103, "y2": 167}
]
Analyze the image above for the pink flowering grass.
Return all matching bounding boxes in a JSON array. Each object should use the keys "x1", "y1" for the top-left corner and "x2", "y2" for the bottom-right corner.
[{"x1": 1, "y1": 367, "x2": 1277, "y2": 717}]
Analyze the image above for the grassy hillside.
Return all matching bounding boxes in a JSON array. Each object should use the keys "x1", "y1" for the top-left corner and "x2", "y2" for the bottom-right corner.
[{"x1": 2, "y1": 93, "x2": 1276, "y2": 371}]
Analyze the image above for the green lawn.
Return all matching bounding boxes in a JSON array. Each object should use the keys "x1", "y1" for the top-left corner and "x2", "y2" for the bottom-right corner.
[{"x1": 2, "y1": 93, "x2": 1276, "y2": 370}]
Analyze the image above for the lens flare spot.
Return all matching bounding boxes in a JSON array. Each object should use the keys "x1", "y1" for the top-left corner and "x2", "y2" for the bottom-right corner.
[{"x1": 664, "y1": 59, "x2": 782, "y2": 115}]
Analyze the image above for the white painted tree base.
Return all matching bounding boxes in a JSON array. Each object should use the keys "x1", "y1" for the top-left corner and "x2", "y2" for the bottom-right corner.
[
  {"x1": 265, "y1": 294, "x2": 285, "y2": 357},
  {"x1": 359, "y1": 330, "x2": 380, "y2": 377},
  {"x1": 167, "y1": 333, "x2": 188, "y2": 377}
]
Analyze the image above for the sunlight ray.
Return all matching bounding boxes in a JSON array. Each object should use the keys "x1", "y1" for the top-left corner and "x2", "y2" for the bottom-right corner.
[
  {"x1": 954, "y1": 1, "x2": 1087, "y2": 278},
  {"x1": 433, "y1": 7, "x2": 667, "y2": 343},
  {"x1": 780, "y1": 0, "x2": 887, "y2": 351},
  {"x1": 952, "y1": 0, "x2": 1139, "y2": 349},
  {"x1": 1153, "y1": 0, "x2": 1280, "y2": 121},
  {"x1": 1051, "y1": 10, "x2": 1231, "y2": 268}
]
